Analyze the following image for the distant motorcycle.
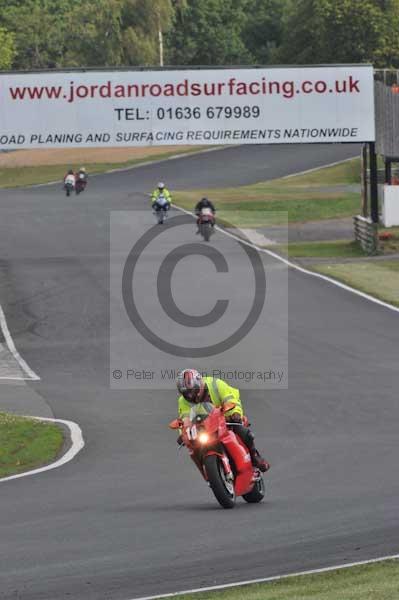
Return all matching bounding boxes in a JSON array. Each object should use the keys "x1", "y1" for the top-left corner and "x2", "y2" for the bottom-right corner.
[
  {"x1": 153, "y1": 194, "x2": 169, "y2": 224},
  {"x1": 64, "y1": 175, "x2": 75, "y2": 197},
  {"x1": 75, "y1": 173, "x2": 87, "y2": 195},
  {"x1": 198, "y1": 207, "x2": 215, "y2": 241},
  {"x1": 169, "y1": 401, "x2": 266, "y2": 509}
]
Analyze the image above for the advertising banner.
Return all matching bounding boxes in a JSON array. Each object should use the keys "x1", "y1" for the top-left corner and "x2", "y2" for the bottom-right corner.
[{"x1": 0, "y1": 65, "x2": 375, "y2": 149}]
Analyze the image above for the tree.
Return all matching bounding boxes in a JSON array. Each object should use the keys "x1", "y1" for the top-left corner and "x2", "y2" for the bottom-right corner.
[
  {"x1": 242, "y1": 0, "x2": 285, "y2": 64},
  {"x1": 65, "y1": 0, "x2": 123, "y2": 67},
  {"x1": 1, "y1": 1, "x2": 65, "y2": 69},
  {"x1": 374, "y1": 1, "x2": 399, "y2": 67},
  {"x1": 121, "y1": 0, "x2": 174, "y2": 65},
  {"x1": 275, "y1": 0, "x2": 390, "y2": 66},
  {"x1": 167, "y1": 0, "x2": 253, "y2": 65},
  {"x1": 0, "y1": 0, "x2": 125, "y2": 69},
  {"x1": 0, "y1": 27, "x2": 16, "y2": 69}
]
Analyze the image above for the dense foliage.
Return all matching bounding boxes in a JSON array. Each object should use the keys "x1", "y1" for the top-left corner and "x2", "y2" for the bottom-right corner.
[{"x1": 0, "y1": 0, "x2": 399, "y2": 69}]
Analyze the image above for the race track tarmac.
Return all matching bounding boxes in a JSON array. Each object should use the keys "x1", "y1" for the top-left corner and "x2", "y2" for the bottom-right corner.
[{"x1": 0, "y1": 143, "x2": 398, "y2": 600}]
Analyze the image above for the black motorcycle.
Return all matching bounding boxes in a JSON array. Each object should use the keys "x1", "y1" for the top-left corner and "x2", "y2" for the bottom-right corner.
[{"x1": 75, "y1": 174, "x2": 87, "y2": 195}]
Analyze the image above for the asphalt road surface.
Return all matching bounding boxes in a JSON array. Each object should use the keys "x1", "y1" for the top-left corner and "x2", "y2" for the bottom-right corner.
[{"x1": 0, "y1": 143, "x2": 398, "y2": 600}]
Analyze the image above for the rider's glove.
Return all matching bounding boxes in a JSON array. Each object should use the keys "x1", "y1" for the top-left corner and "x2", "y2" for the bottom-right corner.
[
  {"x1": 176, "y1": 434, "x2": 184, "y2": 446},
  {"x1": 228, "y1": 412, "x2": 242, "y2": 424}
]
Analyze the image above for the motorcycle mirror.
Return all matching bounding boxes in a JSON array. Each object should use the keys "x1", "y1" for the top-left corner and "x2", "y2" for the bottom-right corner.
[
  {"x1": 222, "y1": 401, "x2": 236, "y2": 413},
  {"x1": 169, "y1": 419, "x2": 181, "y2": 430}
]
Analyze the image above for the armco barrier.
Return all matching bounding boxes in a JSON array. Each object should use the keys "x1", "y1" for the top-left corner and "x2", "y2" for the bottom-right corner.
[{"x1": 353, "y1": 215, "x2": 379, "y2": 255}]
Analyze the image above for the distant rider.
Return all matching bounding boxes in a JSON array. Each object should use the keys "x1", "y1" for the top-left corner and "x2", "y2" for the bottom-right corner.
[
  {"x1": 195, "y1": 197, "x2": 216, "y2": 233},
  {"x1": 64, "y1": 169, "x2": 76, "y2": 187},
  {"x1": 76, "y1": 166, "x2": 88, "y2": 183},
  {"x1": 75, "y1": 166, "x2": 88, "y2": 193},
  {"x1": 176, "y1": 369, "x2": 270, "y2": 472},
  {"x1": 151, "y1": 182, "x2": 172, "y2": 214}
]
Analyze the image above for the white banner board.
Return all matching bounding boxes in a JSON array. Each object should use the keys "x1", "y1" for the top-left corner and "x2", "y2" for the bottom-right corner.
[{"x1": 0, "y1": 66, "x2": 375, "y2": 149}]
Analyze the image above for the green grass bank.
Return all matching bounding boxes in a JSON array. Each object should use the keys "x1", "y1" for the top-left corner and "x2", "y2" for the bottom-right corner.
[
  {"x1": 151, "y1": 559, "x2": 399, "y2": 600},
  {"x1": 0, "y1": 412, "x2": 64, "y2": 478}
]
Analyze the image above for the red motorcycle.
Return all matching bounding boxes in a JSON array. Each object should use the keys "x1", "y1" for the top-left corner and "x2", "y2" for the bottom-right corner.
[
  {"x1": 169, "y1": 401, "x2": 266, "y2": 509},
  {"x1": 198, "y1": 207, "x2": 215, "y2": 241}
]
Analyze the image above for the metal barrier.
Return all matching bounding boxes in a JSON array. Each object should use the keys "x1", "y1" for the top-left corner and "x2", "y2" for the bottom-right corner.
[
  {"x1": 353, "y1": 215, "x2": 379, "y2": 255},
  {"x1": 366, "y1": 167, "x2": 399, "y2": 183},
  {"x1": 375, "y1": 80, "x2": 399, "y2": 157}
]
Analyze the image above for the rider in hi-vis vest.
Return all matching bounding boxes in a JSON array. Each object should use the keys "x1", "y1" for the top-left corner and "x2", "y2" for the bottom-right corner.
[
  {"x1": 176, "y1": 370, "x2": 270, "y2": 472},
  {"x1": 151, "y1": 182, "x2": 172, "y2": 210}
]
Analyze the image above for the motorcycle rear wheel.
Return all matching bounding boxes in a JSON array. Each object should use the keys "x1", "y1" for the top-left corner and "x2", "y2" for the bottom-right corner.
[
  {"x1": 243, "y1": 476, "x2": 265, "y2": 503},
  {"x1": 204, "y1": 454, "x2": 235, "y2": 509}
]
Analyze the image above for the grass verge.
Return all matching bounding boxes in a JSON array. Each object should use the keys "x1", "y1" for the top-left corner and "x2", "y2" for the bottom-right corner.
[
  {"x1": 0, "y1": 146, "x2": 208, "y2": 188},
  {"x1": 271, "y1": 240, "x2": 365, "y2": 258},
  {"x1": 151, "y1": 559, "x2": 399, "y2": 600},
  {"x1": 0, "y1": 412, "x2": 64, "y2": 478},
  {"x1": 282, "y1": 156, "x2": 360, "y2": 185},
  {"x1": 312, "y1": 260, "x2": 399, "y2": 307},
  {"x1": 173, "y1": 158, "x2": 361, "y2": 226}
]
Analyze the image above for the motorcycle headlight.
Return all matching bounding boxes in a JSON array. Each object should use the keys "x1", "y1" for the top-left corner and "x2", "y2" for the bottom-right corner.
[{"x1": 198, "y1": 432, "x2": 210, "y2": 445}]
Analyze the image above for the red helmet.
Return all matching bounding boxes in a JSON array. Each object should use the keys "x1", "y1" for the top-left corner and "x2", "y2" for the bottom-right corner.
[{"x1": 176, "y1": 369, "x2": 205, "y2": 403}]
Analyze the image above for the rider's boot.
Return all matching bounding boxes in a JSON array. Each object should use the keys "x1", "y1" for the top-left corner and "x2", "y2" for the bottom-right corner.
[
  {"x1": 250, "y1": 449, "x2": 270, "y2": 472},
  {"x1": 239, "y1": 427, "x2": 270, "y2": 473}
]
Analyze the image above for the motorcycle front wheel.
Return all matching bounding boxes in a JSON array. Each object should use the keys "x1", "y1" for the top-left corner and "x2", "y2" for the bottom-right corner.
[
  {"x1": 243, "y1": 476, "x2": 265, "y2": 503},
  {"x1": 204, "y1": 454, "x2": 235, "y2": 509},
  {"x1": 201, "y1": 222, "x2": 211, "y2": 241}
]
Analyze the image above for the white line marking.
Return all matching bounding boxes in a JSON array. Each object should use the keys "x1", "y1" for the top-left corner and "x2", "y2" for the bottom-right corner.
[
  {"x1": 0, "y1": 416, "x2": 84, "y2": 483},
  {"x1": 30, "y1": 146, "x2": 230, "y2": 188},
  {"x1": 237, "y1": 227, "x2": 277, "y2": 246},
  {"x1": 130, "y1": 553, "x2": 399, "y2": 600},
  {"x1": 105, "y1": 145, "x2": 229, "y2": 175},
  {"x1": 173, "y1": 204, "x2": 399, "y2": 314},
  {"x1": 0, "y1": 375, "x2": 38, "y2": 380},
  {"x1": 30, "y1": 150, "x2": 357, "y2": 188},
  {"x1": 0, "y1": 304, "x2": 40, "y2": 380},
  {"x1": 279, "y1": 155, "x2": 358, "y2": 179}
]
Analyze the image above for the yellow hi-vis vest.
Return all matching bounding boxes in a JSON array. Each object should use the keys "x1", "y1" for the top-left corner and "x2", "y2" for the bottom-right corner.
[{"x1": 178, "y1": 377, "x2": 243, "y2": 419}]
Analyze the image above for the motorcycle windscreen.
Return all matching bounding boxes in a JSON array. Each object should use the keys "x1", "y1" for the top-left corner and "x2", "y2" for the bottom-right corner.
[
  {"x1": 157, "y1": 195, "x2": 168, "y2": 207},
  {"x1": 189, "y1": 401, "x2": 214, "y2": 423}
]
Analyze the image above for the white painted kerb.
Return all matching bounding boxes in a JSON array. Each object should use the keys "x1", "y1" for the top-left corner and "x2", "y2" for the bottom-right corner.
[{"x1": 0, "y1": 416, "x2": 84, "y2": 483}]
